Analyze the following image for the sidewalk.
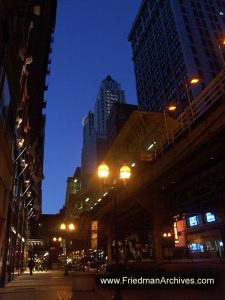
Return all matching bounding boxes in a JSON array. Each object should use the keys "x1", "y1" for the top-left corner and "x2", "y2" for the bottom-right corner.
[
  {"x1": 0, "y1": 270, "x2": 113, "y2": 300},
  {"x1": 0, "y1": 270, "x2": 72, "y2": 300},
  {"x1": 0, "y1": 267, "x2": 224, "y2": 300}
]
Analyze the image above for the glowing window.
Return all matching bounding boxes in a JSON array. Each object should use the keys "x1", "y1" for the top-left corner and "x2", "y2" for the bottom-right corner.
[
  {"x1": 206, "y1": 212, "x2": 215, "y2": 223},
  {"x1": 189, "y1": 216, "x2": 198, "y2": 227}
]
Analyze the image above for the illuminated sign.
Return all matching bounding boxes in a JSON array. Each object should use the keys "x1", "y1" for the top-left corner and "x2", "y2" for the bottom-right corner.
[
  {"x1": 206, "y1": 212, "x2": 215, "y2": 223},
  {"x1": 189, "y1": 216, "x2": 198, "y2": 227},
  {"x1": 189, "y1": 243, "x2": 204, "y2": 252}
]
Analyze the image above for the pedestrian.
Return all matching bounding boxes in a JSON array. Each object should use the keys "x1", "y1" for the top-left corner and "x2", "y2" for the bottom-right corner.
[
  {"x1": 28, "y1": 259, "x2": 35, "y2": 275},
  {"x1": 43, "y1": 259, "x2": 48, "y2": 272}
]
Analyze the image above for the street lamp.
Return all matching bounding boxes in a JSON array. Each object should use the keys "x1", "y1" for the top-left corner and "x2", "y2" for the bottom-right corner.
[
  {"x1": 184, "y1": 77, "x2": 200, "y2": 121},
  {"x1": 163, "y1": 104, "x2": 177, "y2": 144},
  {"x1": 69, "y1": 223, "x2": 75, "y2": 230},
  {"x1": 98, "y1": 162, "x2": 109, "y2": 178},
  {"x1": 60, "y1": 222, "x2": 76, "y2": 275},
  {"x1": 60, "y1": 223, "x2": 66, "y2": 230},
  {"x1": 218, "y1": 38, "x2": 225, "y2": 67},
  {"x1": 98, "y1": 163, "x2": 131, "y2": 300},
  {"x1": 119, "y1": 165, "x2": 131, "y2": 180}
]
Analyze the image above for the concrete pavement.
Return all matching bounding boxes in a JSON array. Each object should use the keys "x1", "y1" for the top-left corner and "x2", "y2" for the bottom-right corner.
[{"x1": 0, "y1": 265, "x2": 224, "y2": 300}]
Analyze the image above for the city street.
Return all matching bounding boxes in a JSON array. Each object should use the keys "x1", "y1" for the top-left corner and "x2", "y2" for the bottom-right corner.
[
  {"x1": 0, "y1": 262, "x2": 225, "y2": 300},
  {"x1": 1, "y1": 1, "x2": 225, "y2": 299}
]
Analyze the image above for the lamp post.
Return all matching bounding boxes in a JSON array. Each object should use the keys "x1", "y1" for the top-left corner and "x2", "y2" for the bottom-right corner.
[
  {"x1": 218, "y1": 38, "x2": 225, "y2": 67},
  {"x1": 184, "y1": 77, "x2": 200, "y2": 121},
  {"x1": 98, "y1": 162, "x2": 131, "y2": 300},
  {"x1": 60, "y1": 222, "x2": 76, "y2": 275},
  {"x1": 163, "y1": 104, "x2": 177, "y2": 144}
]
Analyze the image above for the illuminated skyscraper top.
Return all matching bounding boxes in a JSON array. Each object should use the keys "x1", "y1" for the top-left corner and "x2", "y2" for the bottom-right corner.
[{"x1": 95, "y1": 75, "x2": 125, "y2": 137}]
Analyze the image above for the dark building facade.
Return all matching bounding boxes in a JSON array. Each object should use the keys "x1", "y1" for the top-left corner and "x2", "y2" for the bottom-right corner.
[
  {"x1": 128, "y1": 0, "x2": 225, "y2": 112},
  {"x1": 0, "y1": 0, "x2": 57, "y2": 286},
  {"x1": 107, "y1": 103, "x2": 138, "y2": 149}
]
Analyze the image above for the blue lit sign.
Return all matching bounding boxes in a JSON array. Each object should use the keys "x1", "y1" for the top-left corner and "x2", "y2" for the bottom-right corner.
[
  {"x1": 189, "y1": 243, "x2": 204, "y2": 252},
  {"x1": 206, "y1": 212, "x2": 215, "y2": 223},
  {"x1": 189, "y1": 216, "x2": 198, "y2": 227}
]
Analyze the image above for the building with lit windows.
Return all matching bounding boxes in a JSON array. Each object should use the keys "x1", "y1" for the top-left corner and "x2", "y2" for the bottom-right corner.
[
  {"x1": 0, "y1": 0, "x2": 57, "y2": 286},
  {"x1": 174, "y1": 212, "x2": 224, "y2": 258},
  {"x1": 128, "y1": 0, "x2": 225, "y2": 112},
  {"x1": 95, "y1": 75, "x2": 125, "y2": 137}
]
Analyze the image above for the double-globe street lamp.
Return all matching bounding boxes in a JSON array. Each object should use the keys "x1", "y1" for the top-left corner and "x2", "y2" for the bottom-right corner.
[
  {"x1": 60, "y1": 222, "x2": 76, "y2": 275},
  {"x1": 98, "y1": 162, "x2": 131, "y2": 300}
]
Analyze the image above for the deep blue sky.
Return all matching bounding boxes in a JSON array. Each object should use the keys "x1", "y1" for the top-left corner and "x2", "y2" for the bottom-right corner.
[{"x1": 42, "y1": 0, "x2": 142, "y2": 213}]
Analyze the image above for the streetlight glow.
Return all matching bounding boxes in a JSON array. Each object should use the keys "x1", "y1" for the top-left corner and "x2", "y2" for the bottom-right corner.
[
  {"x1": 190, "y1": 78, "x2": 200, "y2": 84},
  {"x1": 60, "y1": 223, "x2": 66, "y2": 230},
  {"x1": 58, "y1": 237, "x2": 62, "y2": 241},
  {"x1": 168, "y1": 105, "x2": 176, "y2": 111},
  {"x1": 53, "y1": 237, "x2": 57, "y2": 241},
  {"x1": 98, "y1": 162, "x2": 109, "y2": 178},
  {"x1": 120, "y1": 164, "x2": 131, "y2": 179},
  {"x1": 69, "y1": 223, "x2": 75, "y2": 230}
]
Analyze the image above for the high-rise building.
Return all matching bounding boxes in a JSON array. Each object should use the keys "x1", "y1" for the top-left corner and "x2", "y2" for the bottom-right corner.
[
  {"x1": 95, "y1": 75, "x2": 125, "y2": 137},
  {"x1": 81, "y1": 111, "x2": 96, "y2": 177},
  {"x1": 107, "y1": 102, "x2": 138, "y2": 149},
  {"x1": 128, "y1": 0, "x2": 225, "y2": 112}
]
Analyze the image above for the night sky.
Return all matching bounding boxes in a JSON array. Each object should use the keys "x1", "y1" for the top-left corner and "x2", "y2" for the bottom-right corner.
[{"x1": 42, "y1": 0, "x2": 142, "y2": 214}]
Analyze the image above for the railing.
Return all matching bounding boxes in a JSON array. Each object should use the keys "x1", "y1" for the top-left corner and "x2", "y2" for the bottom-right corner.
[{"x1": 156, "y1": 69, "x2": 225, "y2": 156}]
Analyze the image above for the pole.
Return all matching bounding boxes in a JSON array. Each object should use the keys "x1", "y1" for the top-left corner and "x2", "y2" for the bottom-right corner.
[
  {"x1": 218, "y1": 42, "x2": 225, "y2": 67},
  {"x1": 163, "y1": 110, "x2": 169, "y2": 144},
  {"x1": 113, "y1": 190, "x2": 122, "y2": 300},
  {"x1": 185, "y1": 82, "x2": 195, "y2": 122},
  {"x1": 64, "y1": 237, "x2": 69, "y2": 276}
]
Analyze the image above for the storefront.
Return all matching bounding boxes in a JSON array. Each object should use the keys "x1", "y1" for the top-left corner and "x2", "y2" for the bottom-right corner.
[{"x1": 187, "y1": 229, "x2": 224, "y2": 258}]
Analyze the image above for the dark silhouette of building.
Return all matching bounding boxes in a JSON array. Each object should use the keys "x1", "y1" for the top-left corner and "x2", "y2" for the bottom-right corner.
[
  {"x1": 0, "y1": 0, "x2": 57, "y2": 286},
  {"x1": 107, "y1": 102, "x2": 138, "y2": 149}
]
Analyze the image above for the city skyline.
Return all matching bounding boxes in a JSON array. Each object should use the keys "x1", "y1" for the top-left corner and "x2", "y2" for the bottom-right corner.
[{"x1": 42, "y1": 0, "x2": 142, "y2": 213}]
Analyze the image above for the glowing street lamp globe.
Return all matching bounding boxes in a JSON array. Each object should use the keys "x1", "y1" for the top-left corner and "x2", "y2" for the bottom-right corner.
[
  {"x1": 98, "y1": 162, "x2": 109, "y2": 178},
  {"x1": 69, "y1": 223, "x2": 75, "y2": 231},
  {"x1": 60, "y1": 223, "x2": 66, "y2": 230},
  {"x1": 120, "y1": 165, "x2": 131, "y2": 179},
  {"x1": 190, "y1": 77, "x2": 200, "y2": 85},
  {"x1": 53, "y1": 237, "x2": 57, "y2": 242},
  {"x1": 168, "y1": 105, "x2": 176, "y2": 111}
]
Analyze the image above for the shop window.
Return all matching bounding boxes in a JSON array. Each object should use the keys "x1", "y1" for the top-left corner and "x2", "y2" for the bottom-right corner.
[
  {"x1": 206, "y1": 212, "x2": 216, "y2": 222},
  {"x1": 0, "y1": 74, "x2": 10, "y2": 124},
  {"x1": 189, "y1": 243, "x2": 204, "y2": 252}
]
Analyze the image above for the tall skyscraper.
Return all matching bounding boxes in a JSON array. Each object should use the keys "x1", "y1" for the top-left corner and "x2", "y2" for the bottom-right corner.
[
  {"x1": 128, "y1": 0, "x2": 225, "y2": 112},
  {"x1": 95, "y1": 75, "x2": 125, "y2": 137},
  {"x1": 81, "y1": 111, "x2": 96, "y2": 177}
]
